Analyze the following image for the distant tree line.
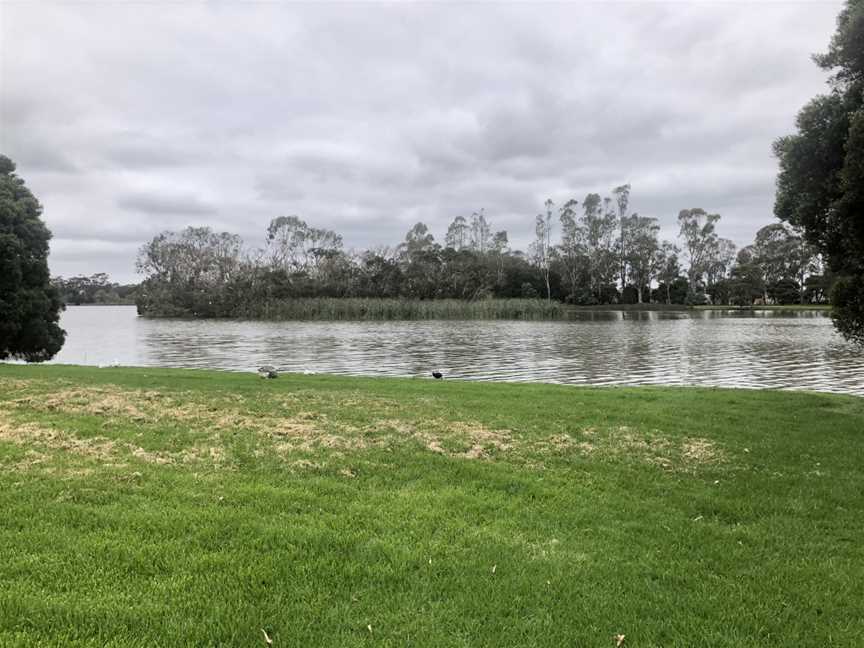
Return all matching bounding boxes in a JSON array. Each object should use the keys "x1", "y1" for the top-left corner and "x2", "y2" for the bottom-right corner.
[
  {"x1": 134, "y1": 186, "x2": 826, "y2": 318},
  {"x1": 52, "y1": 273, "x2": 139, "y2": 305}
]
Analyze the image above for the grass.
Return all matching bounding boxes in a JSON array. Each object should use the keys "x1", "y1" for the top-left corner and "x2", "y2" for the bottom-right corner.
[
  {"x1": 0, "y1": 364, "x2": 862, "y2": 647},
  {"x1": 234, "y1": 298, "x2": 568, "y2": 320}
]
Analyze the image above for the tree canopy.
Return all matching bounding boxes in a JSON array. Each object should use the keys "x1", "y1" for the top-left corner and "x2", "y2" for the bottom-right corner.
[
  {"x1": 774, "y1": 0, "x2": 864, "y2": 343},
  {"x1": 134, "y1": 184, "x2": 825, "y2": 319},
  {"x1": 0, "y1": 154, "x2": 65, "y2": 361}
]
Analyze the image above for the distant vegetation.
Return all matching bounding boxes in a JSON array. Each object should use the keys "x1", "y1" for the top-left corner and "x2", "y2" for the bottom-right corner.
[
  {"x1": 135, "y1": 190, "x2": 829, "y2": 320},
  {"x1": 236, "y1": 297, "x2": 567, "y2": 320},
  {"x1": 51, "y1": 273, "x2": 138, "y2": 305}
]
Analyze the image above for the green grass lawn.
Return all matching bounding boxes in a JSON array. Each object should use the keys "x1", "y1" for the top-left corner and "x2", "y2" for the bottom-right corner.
[{"x1": 0, "y1": 365, "x2": 862, "y2": 647}]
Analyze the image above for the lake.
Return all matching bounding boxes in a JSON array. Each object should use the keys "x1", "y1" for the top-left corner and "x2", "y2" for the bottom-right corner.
[{"x1": 45, "y1": 305, "x2": 864, "y2": 396}]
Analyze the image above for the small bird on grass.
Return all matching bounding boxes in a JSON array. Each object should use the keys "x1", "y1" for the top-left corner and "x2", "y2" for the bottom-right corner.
[
  {"x1": 431, "y1": 370, "x2": 443, "y2": 380},
  {"x1": 257, "y1": 365, "x2": 278, "y2": 379}
]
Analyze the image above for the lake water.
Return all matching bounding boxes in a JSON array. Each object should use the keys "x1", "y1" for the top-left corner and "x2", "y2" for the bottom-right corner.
[{"x1": 45, "y1": 305, "x2": 864, "y2": 396}]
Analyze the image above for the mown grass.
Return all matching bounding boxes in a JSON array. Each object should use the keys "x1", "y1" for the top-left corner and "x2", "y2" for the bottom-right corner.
[
  {"x1": 234, "y1": 298, "x2": 568, "y2": 320},
  {"x1": 0, "y1": 364, "x2": 862, "y2": 647}
]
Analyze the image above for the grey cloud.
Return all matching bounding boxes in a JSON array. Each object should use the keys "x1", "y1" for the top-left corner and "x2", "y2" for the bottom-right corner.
[
  {"x1": 117, "y1": 192, "x2": 218, "y2": 216},
  {"x1": 0, "y1": 0, "x2": 846, "y2": 283},
  {"x1": 8, "y1": 146, "x2": 79, "y2": 174},
  {"x1": 102, "y1": 135, "x2": 203, "y2": 169}
]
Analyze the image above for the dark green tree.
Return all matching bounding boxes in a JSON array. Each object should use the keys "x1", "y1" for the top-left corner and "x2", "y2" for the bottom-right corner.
[
  {"x1": 774, "y1": 0, "x2": 864, "y2": 342},
  {"x1": 0, "y1": 155, "x2": 65, "y2": 361}
]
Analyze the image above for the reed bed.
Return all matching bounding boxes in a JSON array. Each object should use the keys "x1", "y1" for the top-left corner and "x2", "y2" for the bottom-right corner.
[{"x1": 240, "y1": 298, "x2": 568, "y2": 320}]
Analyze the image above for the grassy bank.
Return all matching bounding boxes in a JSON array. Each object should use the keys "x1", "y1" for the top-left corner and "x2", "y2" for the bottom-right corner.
[
  {"x1": 0, "y1": 365, "x2": 862, "y2": 647},
  {"x1": 233, "y1": 298, "x2": 568, "y2": 320}
]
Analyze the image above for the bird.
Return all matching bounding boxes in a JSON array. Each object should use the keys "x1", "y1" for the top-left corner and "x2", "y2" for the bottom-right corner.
[
  {"x1": 257, "y1": 365, "x2": 278, "y2": 379},
  {"x1": 432, "y1": 371, "x2": 443, "y2": 380}
]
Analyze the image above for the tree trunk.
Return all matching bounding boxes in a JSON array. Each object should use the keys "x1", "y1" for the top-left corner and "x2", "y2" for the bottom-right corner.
[{"x1": 799, "y1": 270, "x2": 806, "y2": 304}]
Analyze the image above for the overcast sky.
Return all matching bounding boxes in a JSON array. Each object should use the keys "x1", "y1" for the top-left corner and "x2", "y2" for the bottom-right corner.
[{"x1": 0, "y1": 0, "x2": 844, "y2": 283}]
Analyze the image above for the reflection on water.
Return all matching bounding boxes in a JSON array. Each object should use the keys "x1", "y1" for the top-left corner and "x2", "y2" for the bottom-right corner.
[{"x1": 48, "y1": 305, "x2": 864, "y2": 396}]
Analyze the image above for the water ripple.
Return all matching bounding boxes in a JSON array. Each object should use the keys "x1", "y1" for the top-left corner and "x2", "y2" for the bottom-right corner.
[{"x1": 50, "y1": 306, "x2": 864, "y2": 396}]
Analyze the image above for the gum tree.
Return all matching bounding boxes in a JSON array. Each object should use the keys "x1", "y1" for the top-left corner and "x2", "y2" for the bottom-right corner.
[{"x1": 678, "y1": 208, "x2": 720, "y2": 302}]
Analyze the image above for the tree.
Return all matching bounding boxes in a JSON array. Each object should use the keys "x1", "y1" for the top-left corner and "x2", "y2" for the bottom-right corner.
[
  {"x1": 356, "y1": 250, "x2": 403, "y2": 298},
  {"x1": 774, "y1": 0, "x2": 864, "y2": 342},
  {"x1": 0, "y1": 155, "x2": 65, "y2": 361},
  {"x1": 398, "y1": 223, "x2": 441, "y2": 299},
  {"x1": 491, "y1": 230, "x2": 509, "y2": 286},
  {"x1": 469, "y1": 209, "x2": 492, "y2": 253},
  {"x1": 750, "y1": 223, "x2": 818, "y2": 304},
  {"x1": 444, "y1": 215, "x2": 469, "y2": 251},
  {"x1": 53, "y1": 273, "x2": 137, "y2": 305},
  {"x1": 136, "y1": 226, "x2": 246, "y2": 316},
  {"x1": 655, "y1": 241, "x2": 682, "y2": 304},
  {"x1": 705, "y1": 237, "x2": 737, "y2": 299},
  {"x1": 529, "y1": 199, "x2": 555, "y2": 301},
  {"x1": 264, "y1": 215, "x2": 342, "y2": 275},
  {"x1": 558, "y1": 198, "x2": 585, "y2": 301},
  {"x1": 613, "y1": 183, "x2": 631, "y2": 288},
  {"x1": 623, "y1": 214, "x2": 660, "y2": 303},
  {"x1": 768, "y1": 278, "x2": 802, "y2": 305},
  {"x1": 580, "y1": 193, "x2": 619, "y2": 302},
  {"x1": 678, "y1": 208, "x2": 720, "y2": 302}
]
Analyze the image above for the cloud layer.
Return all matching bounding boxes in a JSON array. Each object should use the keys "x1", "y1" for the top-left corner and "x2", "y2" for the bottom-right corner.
[{"x1": 0, "y1": 1, "x2": 843, "y2": 282}]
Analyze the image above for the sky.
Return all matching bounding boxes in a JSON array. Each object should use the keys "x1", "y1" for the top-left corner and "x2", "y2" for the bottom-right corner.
[{"x1": 0, "y1": 0, "x2": 845, "y2": 283}]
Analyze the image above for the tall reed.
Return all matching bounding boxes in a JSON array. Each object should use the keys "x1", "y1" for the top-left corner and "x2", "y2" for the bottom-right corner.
[{"x1": 238, "y1": 298, "x2": 567, "y2": 320}]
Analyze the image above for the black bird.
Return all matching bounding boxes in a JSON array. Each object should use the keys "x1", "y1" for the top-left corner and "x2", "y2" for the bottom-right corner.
[{"x1": 432, "y1": 371, "x2": 443, "y2": 380}]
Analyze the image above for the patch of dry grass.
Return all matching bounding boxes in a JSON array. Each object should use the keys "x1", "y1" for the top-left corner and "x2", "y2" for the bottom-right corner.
[
  {"x1": 537, "y1": 425, "x2": 725, "y2": 471},
  {"x1": 0, "y1": 381, "x2": 727, "y2": 474}
]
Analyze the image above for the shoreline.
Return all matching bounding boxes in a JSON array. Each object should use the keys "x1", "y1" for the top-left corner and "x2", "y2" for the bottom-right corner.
[{"x1": 76, "y1": 300, "x2": 832, "y2": 319}]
